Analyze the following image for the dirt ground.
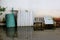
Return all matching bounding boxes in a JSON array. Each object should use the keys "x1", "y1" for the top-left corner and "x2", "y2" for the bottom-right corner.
[{"x1": 0, "y1": 26, "x2": 60, "y2": 40}]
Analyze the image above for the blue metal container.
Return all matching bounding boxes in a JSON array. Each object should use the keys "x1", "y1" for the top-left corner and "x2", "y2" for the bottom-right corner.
[{"x1": 5, "y1": 14, "x2": 15, "y2": 27}]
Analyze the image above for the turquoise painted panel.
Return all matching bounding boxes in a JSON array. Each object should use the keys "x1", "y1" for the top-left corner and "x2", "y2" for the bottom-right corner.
[{"x1": 6, "y1": 14, "x2": 15, "y2": 27}]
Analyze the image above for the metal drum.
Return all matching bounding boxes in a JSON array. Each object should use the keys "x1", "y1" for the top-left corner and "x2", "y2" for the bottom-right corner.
[{"x1": 5, "y1": 13, "x2": 15, "y2": 37}]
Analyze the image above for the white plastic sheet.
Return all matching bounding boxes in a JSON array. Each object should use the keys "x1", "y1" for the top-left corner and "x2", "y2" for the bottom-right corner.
[
  {"x1": 44, "y1": 16, "x2": 54, "y2": 24},
  {"x1": 17, "y1": 10, "x2": 34, "y2": 26}
]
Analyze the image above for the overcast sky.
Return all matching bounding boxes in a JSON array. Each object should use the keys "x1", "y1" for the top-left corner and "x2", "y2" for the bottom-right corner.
[{"x1": 1, "y1": 0, "x2": 60, "y2": 17}]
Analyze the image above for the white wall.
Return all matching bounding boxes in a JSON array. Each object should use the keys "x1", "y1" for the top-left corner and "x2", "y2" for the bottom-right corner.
[{"x1": 1, "y1": 0, "x2": 60, "y2": 17}]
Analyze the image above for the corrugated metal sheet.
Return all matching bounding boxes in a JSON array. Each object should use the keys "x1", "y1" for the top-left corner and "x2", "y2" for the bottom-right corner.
[{"x1": 17, "y1": 10, "x2": 34, "y2": 26}]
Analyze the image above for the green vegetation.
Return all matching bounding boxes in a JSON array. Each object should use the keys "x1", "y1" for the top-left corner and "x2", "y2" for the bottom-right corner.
[
  {"x1": 0, "y1": 6, "x2": 6, "y2": 15},
  {"x1": 0, "y1": 6, "x2": 6, "y2": 12}
]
